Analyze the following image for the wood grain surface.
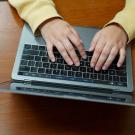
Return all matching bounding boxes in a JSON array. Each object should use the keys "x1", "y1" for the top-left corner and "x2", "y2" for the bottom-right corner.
[{"x1": 0, "y1": 1, "x2": 135, "y2": 135}]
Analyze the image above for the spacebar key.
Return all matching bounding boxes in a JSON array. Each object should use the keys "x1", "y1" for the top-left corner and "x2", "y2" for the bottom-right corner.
[{"x1": 93, "y1": 80, "x2": 110, "y2": 85}]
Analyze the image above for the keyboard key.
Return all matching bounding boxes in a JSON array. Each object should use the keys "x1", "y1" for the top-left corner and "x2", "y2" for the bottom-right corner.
[
  {"x1": 80, "y1": 67, "x2": 86, "y2": 72},
  {"x1": 43, "y1": 63, "x2": 49, "y2": 68},
  {"x1": 72, "y1": 66, "x2": 79, "y2": 71},
  {"x1": 38, "y1": 68, "x2": 45, "y2": 73},
  {"x1": 58, "y1": 64, "x2": 64, "y2": 69},
  {"x1": 35, "y1": 56, "x2": 41, "y2": 61},
  {"x1": 31, "y1": 67, "x2": 37, "y2": 72},
  {"x1": 46, "y1": 69, "x2": 52, "y2": 74},
  {"x1": 61, "y1": 70, "x2": 67, "y2": 76},
  {"x1": 87, "y1": 67, "x2": 93, "y2": 72},
  {"x1": 116, "y1": 70, "x2": 127, "y2": 76},
  {"x1": 19, "y1": 66, "x2": 30, "y2": 72},
  {"x1": 39, "y1": 46, "x2": 45, "y2": 50},
  {"x1": 57, "y1": 58, "x2": 63, "y2": 64},
  {"x1": 75, "y1": 72, "x2": 82, "y2": 78},
  {"x1": 36, "y1": 62, "x2": 42, "y2": 67},
  {"x1": 65, "y1": 65, "x2": 71, "y2": 70},
  {"x1": 68, "y1": 71, "x2": 74, "y2": 76},
  {"x1": 18, "y1": 72, "x2": 24, "y2": 75},
  {"x1": 39, "y1": 51, "x2": 46, "y2": 56},
  {"x1": 109, "y1": 70, "x2": 115, "y2": 75},
  {"x1": 85, "y1": 62, "x2": 90, "y2": 67},
  {"x1": 104, "y1": 75, "x2": 108, "y2": 81},
  {"x1": 28, "y1": 61, "x2": 35, "y2": 66},
  {"x1": 25, "y1": 44, "x2": 31, "y2": 49},
  {"x1": 120, "y1": 77, "x2": 127, "y2": 82},
  {"x1": 42, "y1": 57, "x2": 48, "y2": 62},
  {"x1": 53, "y1": 70, "x2": 60, "y2": 75},
  {"x1": 109, "y1": 76, "x2": 113, "y2": 81},
  {"x1": 113, "y1": 76, "x2": 119, "y2": 82},
  {"x1": 94, "y1": 70, "x2": 101, "y2": 74},
  {"x1": 32, "y1": 45, "x2": 38, "y2": 50},
  {"x1": 22, "y1": 55, "x2": 34, "y2": 60},
  {"x1": 102, "y1": 70, "x2": 108, "y2": 74},
  {"x1": 93, "y1": 80, "x2": 109, "y2": 85},
  {"x1": 80, "y1": 61, "x2": 84, "y2": 66},
  {"x1": 83, "y1": 73, "x2": 89, "y2": 78},
  {"x1": 24, "y1": 50, "x2": 39, "y2": 55},
  {"x1": 50, "y1": 63, "x2": 57, "y2": 69},
  {"x1": 20, "y1": 60, "x2": 28, "y2": 66}
]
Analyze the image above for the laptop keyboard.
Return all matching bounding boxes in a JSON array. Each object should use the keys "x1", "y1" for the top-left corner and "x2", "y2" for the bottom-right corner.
[{"x1": 18, "y1": 44, "x2": 127, "y2": 87}]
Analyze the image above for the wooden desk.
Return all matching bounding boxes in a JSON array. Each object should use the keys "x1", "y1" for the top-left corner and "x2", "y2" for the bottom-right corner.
[{"x1": 0, "y1": 1, "x2": 135, "y2": 135}]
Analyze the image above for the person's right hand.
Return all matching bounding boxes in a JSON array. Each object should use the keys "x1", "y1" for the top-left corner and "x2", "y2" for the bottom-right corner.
[{"x1": 40, "y1": 19, "x2": 86, "y2": 66}]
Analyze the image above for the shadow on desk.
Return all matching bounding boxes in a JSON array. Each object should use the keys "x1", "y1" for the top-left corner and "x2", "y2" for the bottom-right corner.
[{"x1": 5, "y1": 94, "x2": 134, "y2": 135}]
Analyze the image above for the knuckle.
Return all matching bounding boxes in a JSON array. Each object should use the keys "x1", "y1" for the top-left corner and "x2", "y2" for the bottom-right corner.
[
  {"x1": 67, "y1": 46, "x2": 74, "y2": 52},
  {"x1": 101, "y1": 51, "x2": 108, "y2": 57},
  {"x1": 59, "y1": 46, "x2": 65, "y2": 52},
  {"x1": 65, "y1": 28, "x2": 72, "y2": 35},
  {"x1": 47, "y1": 46, "x2": 52, "y2": 51},
  {"x1": 120, "y1": 53, "x2": 126, "y2": 58},
  {"x1": 95, "y1": 46, "x2": 102, "y2": 52},
  {"x1": 91, "y1": 57, "x2": 97, "y2": 63},
  {"x1": 105, "y1": 60, "x2": 111, "y2": 65},
  {"x1": 75, "y1": 41, "x2": 82, "y2": 48},
  {"x1": 110, "y1": 52, "x2": 116, "y2": 57},
  {"x1": 94, "y1": 49, "x2": 101, "y2": 57},
  {"x1": 96, "y1": 62, "x2": 101, "y2": 67},
  {"x1": 92, "y1": 39, "x2": 97, "y2": 45},
  {"x1": 94, "y1": 49, "x2": 101, "y2": 55}
]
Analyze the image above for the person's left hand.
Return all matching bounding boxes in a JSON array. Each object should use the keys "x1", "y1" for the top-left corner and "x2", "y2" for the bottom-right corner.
[{"x1": 89, "y1": 24, "x2": 128, "y2": 71}]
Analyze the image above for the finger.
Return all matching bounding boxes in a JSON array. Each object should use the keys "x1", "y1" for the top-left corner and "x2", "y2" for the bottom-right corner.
[
  {"x1": 90, "y1": 39, "x2": 105, "y2": 68},
  {"x1": 61, "y1": 36, "x2": 80, "y2": 66},
  {"x1": 70, "y1": 26, "x2": 84, "y2": 46},
  {"x1": 68, "y1": 31, "x2": 87, "y2": 59},
  {"x1": 46, "y1": 41, "x2": 55, "y2": 62},
  {"x1": 95, "y1": 43, "x2": 112, "y2": 71},
  {"x1": 54, "y1": 40, "x2": 73, "y2": 65},
  {"x1": 89, "y1": 31, "x2": 101, "y2": 51},
  {"x1": 102, "y1": 47, "x2": 118, "y2": 70},
  {"x1": 70, "y1": 26, "x2": 81, "y2": 39},
  {"x1": 117, "y1": 48, "x2": 126, "y2": 67}
]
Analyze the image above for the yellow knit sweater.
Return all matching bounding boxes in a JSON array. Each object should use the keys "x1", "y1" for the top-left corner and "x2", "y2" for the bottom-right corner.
[{"x1": 9, "y1": 0, "x2": 135, "y2": 41}]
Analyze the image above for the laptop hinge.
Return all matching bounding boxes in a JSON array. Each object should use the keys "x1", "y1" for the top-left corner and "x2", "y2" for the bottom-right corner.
[{"x1": 23, "y1": 79, "x2": 31, "y2": 85}]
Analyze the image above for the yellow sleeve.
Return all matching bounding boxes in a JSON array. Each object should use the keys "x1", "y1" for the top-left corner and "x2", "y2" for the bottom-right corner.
[
  {"x1": 106, "y1": 0, "x2": 135, "y2": 42},
  {"x1": 8, "y1": 0, "x2": 61, "y2": 33}
]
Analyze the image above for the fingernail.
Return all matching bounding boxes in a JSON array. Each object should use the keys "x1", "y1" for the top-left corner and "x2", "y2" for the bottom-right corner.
[
  {"x1": 51, "y1": 57, "x2": 55, "y2": 62},
  {"x1": 102, "y1": 66, "x2": 106, "y2": 70},
  {"x1": 83, "y1": 54, "x2": 87, "y2": 59},
  {"x1": 69, "y1": 61, "x2": 73, "y2": 65},
  {"x1": 89, "y1": 46, "x2": 93, "y2": 51},
  {"x1": 76, "y1": 62, "x2": 80, "y2": 66},
  {"x1": 95, "y1": 67, "x2": 99, "y2": 71},
  {"x1": 117, "y1": 64, "x2": 121, "y2": 67},
  {"x1": 91, "y1": 63, "x2": 94, "y2": 68}
]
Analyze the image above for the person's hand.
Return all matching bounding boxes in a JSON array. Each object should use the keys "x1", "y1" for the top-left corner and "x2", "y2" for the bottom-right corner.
[
  {"x1": 40, "y1": 19, "x2": 87, "y2": 66},
  {"x1": 89, "y1": 24, "x2": 128, "y2": 71}
]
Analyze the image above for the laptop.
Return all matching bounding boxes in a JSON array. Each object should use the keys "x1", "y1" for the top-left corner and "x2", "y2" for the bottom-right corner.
[{"x1": 11, "y1": 23, "x2": 134, "y2": 105}]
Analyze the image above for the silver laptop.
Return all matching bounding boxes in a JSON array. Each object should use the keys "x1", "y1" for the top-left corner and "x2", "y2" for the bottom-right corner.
[{"x1": 11, "y1": 23, "x2": 133, "y2": 104}]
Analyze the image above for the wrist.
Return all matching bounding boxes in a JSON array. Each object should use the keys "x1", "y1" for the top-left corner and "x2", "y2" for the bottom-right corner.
[
  {"x1": 39, "y1": 17, "x2": 62, "y2": 31},
  {"x1": 105, "y1": 22, "x2": 129, "y2": 42}
]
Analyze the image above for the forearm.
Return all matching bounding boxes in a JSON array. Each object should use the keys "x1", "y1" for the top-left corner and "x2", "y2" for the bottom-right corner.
[
  {"x1": 8, "y1": 0, "x2": 61, "y2": 33},
  {"x1": 106, "y1": 0, "x2": 135, "y2": 42}
]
